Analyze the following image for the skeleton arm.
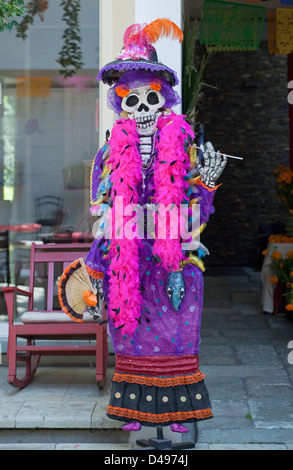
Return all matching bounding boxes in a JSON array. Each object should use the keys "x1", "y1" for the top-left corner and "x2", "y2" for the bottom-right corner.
[{"x1": 196, "y1": 142, "x2": 227, "y2": 188}]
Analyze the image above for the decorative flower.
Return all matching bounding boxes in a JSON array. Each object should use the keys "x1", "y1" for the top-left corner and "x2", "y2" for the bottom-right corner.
[
  {"x1": 150, "y1": 82, "x2": 162, "y2": 92},
  {"x1": 274, "y1": 164, "x2": 293, "y2": 212},
  {"x1": 116, "y1": 85, "x2": 130, "y2": 98},
  {"x1": 270, "y1": 252, "x2": 293, "y2": 310},
  {"x1": 271, "y1": 251, "x2": 282, "y2": 260},
  {"x1": 116, "y1": 45, "x2": 150, "y2": 61},
  {"x1": 268, "y1": 234, "x2": 293, "y2": 243}
]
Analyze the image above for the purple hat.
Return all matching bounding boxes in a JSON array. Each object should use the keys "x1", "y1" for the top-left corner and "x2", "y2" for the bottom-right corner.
[{"x1": 97, "y1": 19, "x2": 183, "y2": 87}]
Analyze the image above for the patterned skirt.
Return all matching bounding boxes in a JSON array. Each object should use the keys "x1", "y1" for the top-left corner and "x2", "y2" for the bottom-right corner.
[{"x1": 106, "y1": 354, "x2": 213, "y2": 427}]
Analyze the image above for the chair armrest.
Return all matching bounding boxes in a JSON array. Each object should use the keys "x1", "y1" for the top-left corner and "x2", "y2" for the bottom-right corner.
[
  {"x1": 1, "y1": 286, "x2": 32, "y2": 325},
  {"x1": 1, "y1": 286, "x2": 32, "y2": 297}
]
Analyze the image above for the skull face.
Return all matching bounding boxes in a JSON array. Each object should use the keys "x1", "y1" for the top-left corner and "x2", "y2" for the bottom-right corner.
[{"x1": 121, "y1": 85, "x2": 166, "y2": 136}]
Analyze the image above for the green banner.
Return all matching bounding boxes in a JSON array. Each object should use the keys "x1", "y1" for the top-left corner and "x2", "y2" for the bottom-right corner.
[{"x1": 200, "y1": 0, "x2": 266, "y2": 51}]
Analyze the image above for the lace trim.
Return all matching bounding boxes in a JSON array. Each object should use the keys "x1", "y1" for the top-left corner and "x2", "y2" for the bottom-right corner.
[
  {"x1": 107, "y1": 406, "x2": 213, "y2": 423},
  {"x1": 85, "y1": 265, "x2": 104, "y2": 280},
  {"x1": 98, "y1": 61, "x2": 179, "y2": 85},
  {"x1": 112, "y1": 371, "x2": 205, "y2": 388}
]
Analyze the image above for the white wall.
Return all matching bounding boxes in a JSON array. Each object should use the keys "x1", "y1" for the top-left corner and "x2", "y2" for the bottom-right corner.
[{"x1": 135, "y1": 0, "x2": 183, "y2": 114}]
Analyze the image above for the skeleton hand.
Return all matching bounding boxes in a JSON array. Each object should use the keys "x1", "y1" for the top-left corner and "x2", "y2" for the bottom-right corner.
[
  {"x1": 196, "y1": 142, "x2": 227, "y2": 188},
  {"x1": 90, "y1": 277, "x2": 104, "y2": 301},
  {"x1": 86, "y1": 277, "x2": 104, "y2": 321}
]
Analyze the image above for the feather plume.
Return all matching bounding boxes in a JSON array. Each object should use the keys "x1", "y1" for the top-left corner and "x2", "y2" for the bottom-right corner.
[
  {"x1": 142, "y1": 18, "x2": 183, "y2": 45},
  {"x1": 122, "y1": 19, "x2": 183, "y2": 52},
  {"x1": 122, "y1": 23, "x2": 148, "y2": 49}
]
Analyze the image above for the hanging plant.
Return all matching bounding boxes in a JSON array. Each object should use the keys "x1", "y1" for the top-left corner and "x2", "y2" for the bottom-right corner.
[
  {"x1": 13, "y1": 0, "x2": 83, "y2": 77},
  {"x1": 56, "y1": 0, "x2": 84, "y2": 77},
  {"x1": 16, "y1": 0, "x2": 49, "y2": 39},
  {"x1": 0, "y1": 0, "x2": 30, "y2": 32}
]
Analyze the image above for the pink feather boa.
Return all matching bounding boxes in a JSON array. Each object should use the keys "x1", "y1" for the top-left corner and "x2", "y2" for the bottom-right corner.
[
  {"x1": 107, "y1": 119, "x2": 143, "y2": 337},
  {"x1": 153, "y1": 113, "x2": 194, "y2": 271},
  {"x1": 107, "y1": 113, "x2": 194, "y2": 337}
]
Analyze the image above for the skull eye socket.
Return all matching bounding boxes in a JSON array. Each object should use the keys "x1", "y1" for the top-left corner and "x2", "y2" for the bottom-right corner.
[
  {"x1": 147, "y1": 91, "x2": 160, "y2": 105},
  {"x1": 125, "y1": 94, "x2": 139, "y2": 107}
]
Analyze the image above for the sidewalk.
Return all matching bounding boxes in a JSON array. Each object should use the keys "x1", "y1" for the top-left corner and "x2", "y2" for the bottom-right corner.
[{"x1": 1, "y1": 266, "x2": 293, "y2": 450}]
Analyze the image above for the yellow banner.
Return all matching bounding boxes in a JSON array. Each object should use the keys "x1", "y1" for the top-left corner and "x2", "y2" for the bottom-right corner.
[
  {"x1": 268, "y1": 9, "x2": 293, "y2": 55},
  {"x1": 16, "y1": 77, "x2": 51, "y2": 98}
]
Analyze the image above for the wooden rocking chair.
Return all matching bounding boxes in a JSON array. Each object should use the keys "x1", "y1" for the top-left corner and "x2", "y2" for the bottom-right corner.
[{"x1": 2, "y1": 242, "x2": 108, "y2": 389}]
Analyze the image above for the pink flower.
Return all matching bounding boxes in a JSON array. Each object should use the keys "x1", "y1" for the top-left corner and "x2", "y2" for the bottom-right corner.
[{"x1": 116, "y1": 45, "x2": 150, "y2": 61}]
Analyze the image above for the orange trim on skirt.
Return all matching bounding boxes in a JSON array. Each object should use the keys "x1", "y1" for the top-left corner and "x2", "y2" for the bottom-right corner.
[{"x1": 107, "y1": 406, "x2": 213, "y2": 424}]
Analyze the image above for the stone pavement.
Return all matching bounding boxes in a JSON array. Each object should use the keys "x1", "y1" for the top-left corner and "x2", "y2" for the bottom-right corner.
[{"x1": 1, "y1": 266, "x2": 293, "y2": 451}]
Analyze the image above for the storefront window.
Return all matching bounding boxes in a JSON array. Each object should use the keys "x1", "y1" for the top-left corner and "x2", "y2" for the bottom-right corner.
[{"x1": 0, "y1": 1, "x2": 99, "y2": 322}]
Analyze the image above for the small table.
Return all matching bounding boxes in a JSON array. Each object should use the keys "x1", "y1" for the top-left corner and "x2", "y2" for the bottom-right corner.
[{"x1": 261, "y1": 242, "x2": 293, "y2": 313}]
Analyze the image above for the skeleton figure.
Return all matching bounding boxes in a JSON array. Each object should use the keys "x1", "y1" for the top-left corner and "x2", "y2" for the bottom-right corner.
[{"x1": 61, "y1": 18, "x2": 229, "y2": 437}]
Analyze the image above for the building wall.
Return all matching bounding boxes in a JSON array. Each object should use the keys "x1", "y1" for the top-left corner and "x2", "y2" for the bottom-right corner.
[{"x1": 195, "y1": 43, "x2": 290, "y2": 268}]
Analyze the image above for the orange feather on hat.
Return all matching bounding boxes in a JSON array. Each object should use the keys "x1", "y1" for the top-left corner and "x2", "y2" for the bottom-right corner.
[
  {"x1": 122, "y1": 18, "x2": 183, "y2": 50},
  {"x1": 142, "y1": 18, "x2": 183, "y2": 45}
]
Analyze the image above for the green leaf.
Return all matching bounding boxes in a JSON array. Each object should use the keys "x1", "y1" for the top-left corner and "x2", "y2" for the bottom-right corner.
[{"x1": 57, "y1": 0, "x2": 84, "y2": 77}]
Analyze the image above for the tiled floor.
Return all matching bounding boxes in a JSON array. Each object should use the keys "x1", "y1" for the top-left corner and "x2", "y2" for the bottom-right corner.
[{"x1": 1, "y1": 267, "x2": 293, "y2": 450}]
